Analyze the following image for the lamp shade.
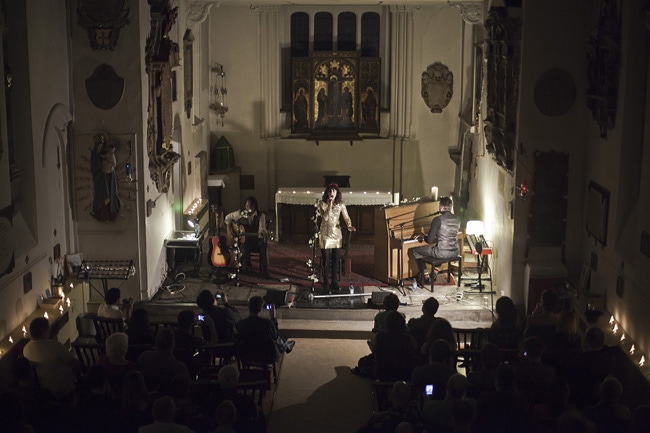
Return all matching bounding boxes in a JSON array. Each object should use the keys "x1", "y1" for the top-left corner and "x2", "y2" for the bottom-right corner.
[{"x1": 465, "y1": 220, "x2": 485, "y2": 236}]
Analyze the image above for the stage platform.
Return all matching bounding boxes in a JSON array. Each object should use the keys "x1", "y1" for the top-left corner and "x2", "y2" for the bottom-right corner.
[{"x1": 139, "y1": 267, "x2": 496, "y2": 339}]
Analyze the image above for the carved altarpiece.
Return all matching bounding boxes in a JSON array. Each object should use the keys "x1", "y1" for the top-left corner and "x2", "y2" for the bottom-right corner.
[
  {"x1": 291, "y1": 52, "x2": 381, "y2": 140},
  {"x1": 482, "y1": 8, "x2": 520, "y2": 173},
  {"x1": 145, "y1": 0, "x2": 180, "y2": 193}
]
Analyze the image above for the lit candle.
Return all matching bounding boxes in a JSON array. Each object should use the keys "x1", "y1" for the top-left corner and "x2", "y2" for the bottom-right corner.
[
  {"x1": 431, "y1": 186, "x2": 439, "y2": 201},
  {"x1": 8, "y1": 336, "x2": 13, "y2": 344},
  {"x1": 640, "y1": 356, "x2": 646, "y2": 367},
  {"x1": 630, "y1": 345, "x2": 635, "y2": 355},
  {"x1": 59, "y1": 305, "x2": 63, "y2": 314},
  {"x1": 612, "y1": 323, "x2": 618, "y2": 334},
  {"x1": 66, "y1": 298, "x2": 71, "y2": 307},
  {"x1": 43, "y1": 312, "x2": 49, "y2": 319},
  {"x1": 620, "y1": 334, "x2": 626, "y2": 342},
  {"x1": 609, "y1": 315, "x2": 615, "y2": 325},
  {"x1": 22, "y1": 326, "x2": 27, "y2": 336}
]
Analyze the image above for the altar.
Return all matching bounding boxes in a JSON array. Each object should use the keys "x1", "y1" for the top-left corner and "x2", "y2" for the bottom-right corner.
[{"x1": 274, "y1": 187, "x2": 393, "y2": 242}]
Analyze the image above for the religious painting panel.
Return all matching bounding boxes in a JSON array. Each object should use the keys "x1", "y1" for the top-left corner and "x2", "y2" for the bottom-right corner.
[
  {"x1": 291, "y1": 58, "x2": 311, "y2": 133},
  {"x1": 311, "y1": 52, "x2": 358, "y2": 131},
  {"x1": 359, "y1": 58, "x2": 380, "y2": 133}
]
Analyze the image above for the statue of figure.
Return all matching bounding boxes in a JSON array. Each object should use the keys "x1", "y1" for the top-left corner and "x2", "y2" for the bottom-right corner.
[
  {"x1": 316, "y1": 87, "x2": 328, "y2": 128},
  {"x1": 294, "y1": 88, "x2": 308, "y2": 128},
  {"x1": 362, "y1": 88, "x2": 378, "y2": 128},
  {"x1": 91, "y1": 132, "x2": 122, "y2": 222}
]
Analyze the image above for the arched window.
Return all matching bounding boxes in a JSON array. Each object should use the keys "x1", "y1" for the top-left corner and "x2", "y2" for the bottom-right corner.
[
  {"x1": 291, "y1": 12, "x2": 309, "y2": 57},
  {"x1": 361, "y1": 12, "x2": 380, "y2": 57},
  {"x1": 314, "y1": 12, "x2": 333, "y2": 51},
  {"x1": 337, "y1": 12, "x2": 356, "y2": 51}
]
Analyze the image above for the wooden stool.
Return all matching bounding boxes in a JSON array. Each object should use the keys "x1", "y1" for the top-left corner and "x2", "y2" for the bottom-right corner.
[{"x1": 417, "y1": 255, "x2": 462, "y2": 292}]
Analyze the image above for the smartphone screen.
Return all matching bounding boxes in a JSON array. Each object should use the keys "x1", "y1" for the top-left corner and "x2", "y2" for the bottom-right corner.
[
  {"x1": 197, "y1": 314, "x2": 205, "y2": 321},
  {"x1": 215, "y1": 293, "x2": 222, "y2": 299},
  {"x1": 265, "y1": 304, "x2": 272, "y2": 310},
  {"x1": 425, "y1": 384, "x2": 434, "y2": 396}
]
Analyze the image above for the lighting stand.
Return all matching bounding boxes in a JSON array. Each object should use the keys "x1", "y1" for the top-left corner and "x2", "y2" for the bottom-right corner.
[{"x1": 396, "y1": 222, "x2": 407, "y2": 296}]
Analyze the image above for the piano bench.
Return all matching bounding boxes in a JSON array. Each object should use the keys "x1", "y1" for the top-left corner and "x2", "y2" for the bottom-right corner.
[{"x1": 417, "y1": 256, "x2": 462, "y2": 292}]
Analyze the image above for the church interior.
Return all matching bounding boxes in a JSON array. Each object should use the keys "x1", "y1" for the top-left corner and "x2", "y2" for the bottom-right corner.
[{"x1": 1, "y1": 0, "x2": 650, "y2": 431}]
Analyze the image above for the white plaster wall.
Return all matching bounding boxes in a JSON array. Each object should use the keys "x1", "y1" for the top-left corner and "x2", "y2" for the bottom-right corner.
[{"x1": 0, "y1": 0, "x2": 71, "y2": 339}]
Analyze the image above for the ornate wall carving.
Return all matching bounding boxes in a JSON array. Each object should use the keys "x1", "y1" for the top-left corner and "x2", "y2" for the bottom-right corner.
[
  {"x1": 145, "y1": 0, "x2": 180, "y2": 193},
  {"x1": 421, "y1": 62, "x2": 453, "y2": 114}
]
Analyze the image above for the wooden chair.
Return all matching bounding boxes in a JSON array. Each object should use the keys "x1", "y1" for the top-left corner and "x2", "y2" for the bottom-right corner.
[
  {"x1": 89, "y1": 314, "x2": 124, "y2": 343},
  {"x1": 451, "y1": 327, "x2": 488, "y2": 373},
  {"x1": 72, "y1": 340, "x2": 106, "y2": 373},
  {"x1": 197, "y1": 315, "x2": 236, "y2": 369}
]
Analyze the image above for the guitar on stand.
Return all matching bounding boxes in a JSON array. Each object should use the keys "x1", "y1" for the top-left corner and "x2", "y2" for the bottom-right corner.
[{"x1": 208, "y1": 205, "x2": 231, "y2": 282}]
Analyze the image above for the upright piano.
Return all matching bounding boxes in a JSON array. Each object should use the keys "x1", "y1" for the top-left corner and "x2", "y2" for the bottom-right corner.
[{"x1": 373, "y1": 200, "x2": 439, "y2": 284}]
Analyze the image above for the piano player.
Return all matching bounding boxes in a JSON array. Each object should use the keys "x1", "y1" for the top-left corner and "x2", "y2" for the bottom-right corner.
[{"x1": 409, "y1": 196, "x2": 461, "y2": 285}]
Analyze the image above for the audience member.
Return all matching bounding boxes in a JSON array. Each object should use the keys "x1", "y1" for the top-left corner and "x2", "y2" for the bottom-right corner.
[
  {"x1": 138, "y1": 395, "x2": 196, "y2": 433},
  {"x1": 22, "y1": 317, "x2": 80, "y2": 400},
  {"x1": 488, "y1": 296, "x2": 522, "y2": 350},
  {"x1": 407, "y1": 297, "x2": 441, "y2": 351},
  {"x1": 421, "y1": 373, "x2": 477, "y2": 433},
  {"x1": 211, "y1": 364, "x2": 266, "y2": 433},
  {"x1": 512, "y1": 336, "x2": 556, "y2": 407},
  {"x1": 542, "y1": 310, "x2": 582, "y2": 376},
  {"x1": 567, "y1": 326, "x2": 616, "y2": 409},
  {"x1": 96, "y1": 331, "x2": 137, "y2": 397},
  {"x1": 120, "y1": 370, "x2": 154, "y2": 433},
  {"x1": 126, "y1": 307, "x2": 157, "y2": 346},
  {"x1": 530, "y1": 375, "x2": 576, "y2": 433},
  {"x1": 451, "y1": 399, "x2": 475, "y2": 433},
  {"x1": 372, "y1": 293, "x2": 403, "y2": 333},
  {"x1": 4, "y1": 356, "x2": 55, "y2": 432},
  {"x1": 557, "y1": 411, "x2": 595, "y2": 433},
  {"x1": 476, "y1": 363, "x2": 529, "y2": 433},
  {"x1": 214, "y1": 400, "x2": 238, "y2": 433},
  {"x1": 373, "y1": 310, "x2": 420, "y2": 382},
  {"x1": 173, "y1": 309, "x2": 206, "y2": 375},
  {"x1": 466, "y1": 342, "x2": 501, "y2": 398},
  {"x1": 98, "y1": 287, "x2": 133, "y2": 322},
  {"x1": 196, "y1": 289, "x2": 241, "y2": 343},
  {"x1": 72, "y1": 364, "x2": 121, "y2": 432},
  {"x1": 524, "y1": 289, "x2": 563, "y2": 346},
  {"x1": 421, "y1": 317, "x2": 456, "y2": 356},
  {"x1": 411, "y1": 338, "x2": 456, "y2": 401},
  {"x1": 137, "y1": 327, "x2": 189, "y2": 394},
  {"x1": 356, "y1": 381, "x2": 420, "y2": 433},
  {"x1": 236, "y1": 296, "x2": 295, "y2": 366},
  {"x1": 582, "y1": 375, "x2": 631, "y2": 433}
]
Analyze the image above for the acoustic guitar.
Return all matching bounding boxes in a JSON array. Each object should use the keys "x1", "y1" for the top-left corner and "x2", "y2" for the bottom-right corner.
[{"x1": 209, "y1": 206, "x2": 229, "y2": 267}]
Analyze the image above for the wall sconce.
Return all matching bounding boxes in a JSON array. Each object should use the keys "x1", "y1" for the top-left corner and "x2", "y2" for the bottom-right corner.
[
  {"x1": 209, "y1": 63, "x2": 228, "y2": 126},
  {"x1": 516, "y1": 180, "x2": 529, "y2": 198}
]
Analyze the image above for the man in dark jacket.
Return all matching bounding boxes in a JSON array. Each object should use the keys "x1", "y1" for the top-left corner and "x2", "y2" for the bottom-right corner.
[
  {"x1": 196, "y1": 289, "x2": 241, "y2": 343},
  {"x1": 236, "y1": 296, "x2": 295, "y2": 365}
]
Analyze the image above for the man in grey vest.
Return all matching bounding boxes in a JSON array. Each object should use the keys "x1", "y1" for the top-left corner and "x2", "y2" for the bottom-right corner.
[{"x1": 410, "y1": 196, "x2": 461, "y2": 286}]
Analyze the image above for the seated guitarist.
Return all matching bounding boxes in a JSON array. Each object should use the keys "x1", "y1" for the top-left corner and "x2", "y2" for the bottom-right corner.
[{"x1": 224, "y1": 196, "x2": 270, "y2": 279}]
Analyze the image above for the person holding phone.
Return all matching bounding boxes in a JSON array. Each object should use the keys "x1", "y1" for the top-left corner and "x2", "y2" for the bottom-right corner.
[
  {"x1": 196, "y1": 289, "x2": 241, "y2": 343},
  {"x1": 316, "y1": 183, "x2": 356, "y2": 293},
  {"x1": 236, "y1": 296, "x2": 295, "y2": 366}
]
